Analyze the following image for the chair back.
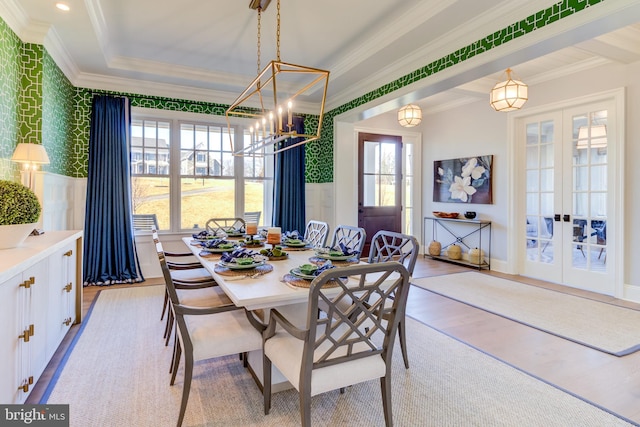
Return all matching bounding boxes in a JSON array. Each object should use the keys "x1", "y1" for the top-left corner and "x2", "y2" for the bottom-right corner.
[
  {"x1": 304, "y1": 220, "x2": 329, "y2": 248},
  {"x1": 155, "y1": 238, "x2": 181, "y2": 307},
  {"x1": 205, "y1": 217, "x2": 246, "y2": 235},
  {"x1": 304, "y1": 262, "x2": 410, "y2": 372},
  {"x1": 244, "y1": 211, "x2": 261, "y2": 225},
  {"x1": 329, "y1": 225, "x2": 366, "y2": 256},
  {"x1": 133, "y1": 214, "x2": 159, "y2": 230},
  {"x1": 368, "y1": 230, "x2": 419, "y2": 275}
]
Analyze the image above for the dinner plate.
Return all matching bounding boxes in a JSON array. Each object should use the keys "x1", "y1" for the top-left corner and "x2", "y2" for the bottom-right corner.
[
  {"x1": 289, "y1": 268, "x2": 318, "y2": 280},
  {"x1": 224, "y1": 230, "x2": 245, "y2": 237},
  {"x1": 315, "y1": 252, "x2": 353, "y2": 261},
  {"x1": 201, "y1": 245, "x2": 237, "y2": 253},
  {"x1": 220, "y1": 260, "x2": 265, "y2": 270},
  {"x1": 284, "y1": 240, "x2": 308, "y2": 247}
]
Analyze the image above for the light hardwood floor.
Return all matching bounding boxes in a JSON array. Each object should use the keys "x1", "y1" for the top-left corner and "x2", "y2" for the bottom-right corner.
[{"x1": 28, "y1": 258, "x2": 640, "y2": 424}]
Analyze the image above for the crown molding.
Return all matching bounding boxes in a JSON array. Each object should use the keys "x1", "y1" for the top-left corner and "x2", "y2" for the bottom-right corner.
[
  {"x1": 0, "y1": 0, "x2": 29, "y2": 37},
  {"x1": 43, "y1": 26, "x2": 80, "y2": 80}
]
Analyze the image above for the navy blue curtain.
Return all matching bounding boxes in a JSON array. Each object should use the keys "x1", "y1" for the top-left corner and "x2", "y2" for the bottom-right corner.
[
  {"x1": 272, "y1": 116, "x2": 306, "y2": 233},
  {"x1": 83, "y1": 95, "x2": 143, "y2": 286}
]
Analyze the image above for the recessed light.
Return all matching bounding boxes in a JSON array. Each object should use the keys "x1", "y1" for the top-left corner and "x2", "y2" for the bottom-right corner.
[{"x1": 56, "y1": 3, "x2": 70, "y2": 12}]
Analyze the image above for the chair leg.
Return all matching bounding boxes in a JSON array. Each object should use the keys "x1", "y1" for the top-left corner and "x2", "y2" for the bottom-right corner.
[
  {"x1": 176, "y1": 352, "x2": 193, "y2": 427},
  {"x1": 170, "y1": 340, "x2": 182, "y2": 386},
  {"x1": 300, "y1": 391, "x2": 311, "y2": 427},
  {"x1": 380, "y1": 376, "x2": 393, "y2": 427},
  {"x1": 398, "y1": 319, "x2": 409, "y2": 369},
  {"x1": 165, "y1": 311, "x2": 175, "y2": 346},
  {"x1": 161, "y1": 290, "x2": 168, "y2": 321},
  {"x1": 263, "y1": 354, "x2": 272, "y2": 415}
]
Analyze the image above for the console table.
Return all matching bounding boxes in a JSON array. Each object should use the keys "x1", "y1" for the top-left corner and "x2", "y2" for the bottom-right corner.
[{"x1": 424, "y1": 216, "x2": 491, "y2": 270}]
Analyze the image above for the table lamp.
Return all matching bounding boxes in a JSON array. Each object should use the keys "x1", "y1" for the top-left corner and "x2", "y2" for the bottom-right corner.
[{"x1": 11, "y1": 143, "x2": 50, "y2": 190}]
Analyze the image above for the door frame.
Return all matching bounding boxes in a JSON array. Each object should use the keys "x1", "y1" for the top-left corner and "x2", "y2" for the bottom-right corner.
[{"x1": 507, "y1": 88, "x2": 625, "y2": 297}]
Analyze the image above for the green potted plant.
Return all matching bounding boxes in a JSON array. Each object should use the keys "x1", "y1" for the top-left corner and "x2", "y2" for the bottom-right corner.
[{"x1": 0, "y1": 180, "x2": 41, "y2": 249}]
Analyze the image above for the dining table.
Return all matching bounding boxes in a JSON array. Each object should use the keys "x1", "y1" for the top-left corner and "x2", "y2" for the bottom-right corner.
[{"x1": 182, "y1": 235, "x2": 366, "y2": 391}]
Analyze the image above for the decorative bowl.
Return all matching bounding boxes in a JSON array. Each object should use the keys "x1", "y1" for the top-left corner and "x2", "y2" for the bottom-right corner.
[
  {"x1": 299, "y1": 263, "x2": 318, "y2": 275},
  {"x1": 433, "y1": 211, "x2": 459, "y2": 219},
  {"x1": 464, "y1": 211, "x2": 477, "y2": 219}
]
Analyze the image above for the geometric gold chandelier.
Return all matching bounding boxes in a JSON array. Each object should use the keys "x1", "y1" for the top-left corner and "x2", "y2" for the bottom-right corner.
[
  {"x1": 226, "y1": 0, "x2": 330, "y2": 155},
  {"x1": 489, "y1": 68, "x2": 528, "y2": 112}
]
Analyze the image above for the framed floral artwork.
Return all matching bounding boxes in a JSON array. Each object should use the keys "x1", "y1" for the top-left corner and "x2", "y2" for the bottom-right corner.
[{"x1": 433, "y1": 155, "x2": 493, "y2": 204}]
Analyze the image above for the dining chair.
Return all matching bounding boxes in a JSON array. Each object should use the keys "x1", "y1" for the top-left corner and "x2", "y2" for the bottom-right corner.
[
  {"x1": 205, "y1": 217, "x2": 246, "y2": 235},
  {"x1": 153, "y1": 230, "x2": 222, "y2": 346},
  {"x1": 329, "y1": 224, "x2": 366, "y2": 256},
  {"x1": 262, "y1": 262, "x2": 410, "y2": 427},
  {"x1": 367, "y1": 230, "x2": 419, "y2": 369},
  {"x1": 157, "y1": 240, "x2": 264, "y2": 427},
  {"x1": 303, "y1": 220, "x2": 329, "y2": 248},
  {"x1": 133, "y1": 213, "x2": 159, "y2": 231},
  {"x1": 243, "y1": 211, "x2": 262, "y2": 225}
]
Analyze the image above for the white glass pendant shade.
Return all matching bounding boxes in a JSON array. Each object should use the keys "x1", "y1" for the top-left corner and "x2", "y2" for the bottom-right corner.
[
  {"x1": 490, "y1": 68, "x2": 528, "y2": 112},
  {"x1": 398, "y1": 104, "x2": 422, "y2": 127}
]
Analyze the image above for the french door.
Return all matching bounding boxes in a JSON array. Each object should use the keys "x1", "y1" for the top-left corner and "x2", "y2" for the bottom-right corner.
[{"x1": 519, "y1": 99, "x2": 616, "y2": 294}]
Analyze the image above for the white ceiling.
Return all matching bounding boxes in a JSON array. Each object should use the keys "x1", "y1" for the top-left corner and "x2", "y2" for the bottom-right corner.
[{"x1": 2, "y1": 0, "x2": 640, "y2": 118}]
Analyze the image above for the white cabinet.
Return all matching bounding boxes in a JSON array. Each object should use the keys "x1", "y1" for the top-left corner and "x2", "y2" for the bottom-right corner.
[{"x1": 0, "y1": 231, "x2": 82, "y2": 404}]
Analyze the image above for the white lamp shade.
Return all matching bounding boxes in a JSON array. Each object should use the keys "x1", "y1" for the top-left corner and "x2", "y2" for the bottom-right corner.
[
  {"x1": 490, "y1": 69, "x2": 528, "y2": 112},
  {"x1": 398, "y1": 104, "x2": 422, "y2": 127},
  {"x1": 11, "y1": 143, "x2": 50, "y2": 164},
  {"x1": 577, "y1": 124, "x2": 607, "y2": 149}
]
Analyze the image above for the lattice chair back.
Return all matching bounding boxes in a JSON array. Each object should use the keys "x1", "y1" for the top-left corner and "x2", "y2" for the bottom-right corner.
[
  {"x1": 243, "y1": 211, "x2": 261, "y2": 225},
  {"x1": 205, "y1": 217, "x2": 246, "y2": 235},
  {"x1": 303, "y1": 220, "x2": 329, "y2": 248},
  {"x1": 368, "y1": 230, "x2": 419, "y2": 275},
  {"x1": 329, "y1": 225, "x2": 366, "y2": 256},
  {"x1": 133, "y1": 214, "x2": 159, "y2": 230}
]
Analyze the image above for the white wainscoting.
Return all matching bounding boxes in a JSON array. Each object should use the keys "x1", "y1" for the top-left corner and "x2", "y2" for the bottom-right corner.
[
  {"x1": 33, "y1": 172, "x2": 86, "y2": 232},
  {"x1": 305, "y1": 182, "x2": 335, "y2": 231}
]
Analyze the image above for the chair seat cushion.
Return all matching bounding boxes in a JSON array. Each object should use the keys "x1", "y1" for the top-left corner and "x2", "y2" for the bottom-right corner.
[
  {"x1": 170, "y1": 267, "x2": 214, "y2": 282},
  {"x1": 177, "y1": 286, "x2": 231, "y2": 307},
  {"x1": 185, "y1": 309, "x2": 262, "y2": 362},
  {"x1": 265, "y1": 325, "x2": 386, "y2": 396}
]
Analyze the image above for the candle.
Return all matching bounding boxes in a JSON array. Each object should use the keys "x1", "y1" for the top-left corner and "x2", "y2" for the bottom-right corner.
[
  {"x1": 267, "y1": 227, "x2": 281, "y2": 245},
  {"x1": 249, "y1": 126, "x2": 254, "y2": 143},
  {"x1": 287, "y1": 100, "x2": 293, "y2": 126},
  {"x1": 277, "y1": 107, "x2": 283, "y2": 132},
  {"x1": 255, "y1": 121, "x2": 260, "y2": 140},
  {"x1": 269, "y1": 112, "x2": 274, "y2": 135}
]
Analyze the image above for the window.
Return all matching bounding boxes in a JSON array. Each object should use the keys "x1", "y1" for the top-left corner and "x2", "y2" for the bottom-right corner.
[{"x1": 130, "y1": 109, "x2": 273, "y2": 232}]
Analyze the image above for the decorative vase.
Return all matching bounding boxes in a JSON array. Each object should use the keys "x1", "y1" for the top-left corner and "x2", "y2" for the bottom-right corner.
[
  {"x1": 447, "y1": 244, "x2": 462, "y2": 260},
  {"x1": 0, "y1": 223, "x2": 36, "y2": 249},
  {"x1": 428, "y1": 240, "x2": 442, "y2": 256},
  {"x1": 469, "y1": 247, "x2": 485, "y2": 264}
]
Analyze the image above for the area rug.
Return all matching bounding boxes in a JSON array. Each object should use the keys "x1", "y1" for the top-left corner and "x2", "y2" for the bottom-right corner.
[
  {"x1": 413, "y1": 272, "x2": 640, "y2": 356},
  {"x1": 42, "y1": 285, "x2": 636, "y2": 426}
]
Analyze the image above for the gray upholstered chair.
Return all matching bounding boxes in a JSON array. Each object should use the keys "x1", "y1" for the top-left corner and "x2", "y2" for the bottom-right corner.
[
  {"x1": 157, "y1": 240, "x2": 264, "y2": 427},
  {"x1": 368, "y1": 230, "x2": 419, "y2": 369},
  {"x1": 303, "y1": 220, "x2": 329, "y2": 248},
  {"x1": 329, "y1": 224, "x2": 366, "y2": 257},
  {"x1": 263, "y1": 262, "x2": 410, "y2": 427}
]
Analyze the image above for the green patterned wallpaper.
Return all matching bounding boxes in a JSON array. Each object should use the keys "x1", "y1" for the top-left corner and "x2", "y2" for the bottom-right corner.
[
  {"x1": 43, "y1": 49, "x2": 75, "y2": 176},
  {"x1": 0, "y1": 18, "x2": 22, "y2": 180},
  {"x1": 1, "y1": 0, "x2": 605, "y2": 183}
]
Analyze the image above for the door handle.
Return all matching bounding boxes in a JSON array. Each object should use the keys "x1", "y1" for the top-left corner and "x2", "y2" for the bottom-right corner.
[
  {"x1": 563, "y1": 214, "x2": 570, "y2": 222},
  {"x1": 554, "y1": 214, "x2": 561, "y2": 222},
  {"x1": 358, "y1": 209, "x2": 363, "y2": 213}
]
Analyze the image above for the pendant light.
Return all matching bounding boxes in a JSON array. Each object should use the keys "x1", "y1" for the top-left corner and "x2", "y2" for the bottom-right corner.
[
  {"x1": 398, "y1": 104, "x2": 422, "y2": 127},
  {"x1": 489, "y1": 68, "x2": 528, "y2": 112}
]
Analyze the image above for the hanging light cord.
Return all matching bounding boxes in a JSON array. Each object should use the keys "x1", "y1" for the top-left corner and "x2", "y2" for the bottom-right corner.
[
  {"x1": 256, "y1": 7, "x2": 262, "y2": 77},
  {"x1": 276, "y1": 0, "x2": 281, "y2": 61}
]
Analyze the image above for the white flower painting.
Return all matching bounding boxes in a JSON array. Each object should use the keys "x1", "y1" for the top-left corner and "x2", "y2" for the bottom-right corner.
[{"x1": 434, "y1": 155, "x2": 493, "y2": 204}]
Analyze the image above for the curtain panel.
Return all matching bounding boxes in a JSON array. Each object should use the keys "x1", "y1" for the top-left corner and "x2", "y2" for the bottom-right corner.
[
  {"x1": 272, "y1": 116, "x2": 306, "y2": 233},
  {"x1": 83, "y1": 95, "x2": 143, "y2": 286}
]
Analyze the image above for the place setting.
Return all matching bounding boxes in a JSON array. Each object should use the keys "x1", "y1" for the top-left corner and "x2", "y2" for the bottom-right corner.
[
  {"x1": 282, "y1": 262, "x2": 347, "y2": 289},
  {"x1": 309, "y1": 243, "x2": 360, "y2": 266},
  {"x1": 279, "y1": 230, "x2": 313, "y2": 250},
  {"x1": 214, "y1": 248, "x2": 273, "y2": 278}
]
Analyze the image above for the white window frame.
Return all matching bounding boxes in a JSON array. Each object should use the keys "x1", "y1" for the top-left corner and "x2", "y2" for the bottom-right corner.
[{"x1": 131, "y1": 107, "x2": 273, "y2": 232}]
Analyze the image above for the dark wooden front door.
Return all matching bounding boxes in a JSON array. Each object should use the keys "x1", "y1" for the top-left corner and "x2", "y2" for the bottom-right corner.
[{"x1": 357, "y1": 133, "x2": 402, "y2": 255}]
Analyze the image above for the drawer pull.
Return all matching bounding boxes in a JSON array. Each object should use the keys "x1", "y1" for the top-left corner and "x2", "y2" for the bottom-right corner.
[
  {"x1": 63, "y1": 317, "x2": 72, "y2": 326},
  {"x1": 64, "y1": 283, "x2": 73, "y2": 293},
  {"x1": 64, "y1": 250, "x2": 73, "y2": 256},
  {"x1": 19, "y1": 328, "x2": 30, "y2": 342}
]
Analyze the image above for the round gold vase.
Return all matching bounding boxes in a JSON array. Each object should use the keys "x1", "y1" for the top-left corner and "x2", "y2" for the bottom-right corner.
[
  {"x1": 469, "y1": 247, "x2": 485, "y2": 264},
  {"x1": 428, "y1": 240, "x2": 442, "y2": 256},
  {"x1": 447, "y1": 244, "x2": 462, "y2": 260}
]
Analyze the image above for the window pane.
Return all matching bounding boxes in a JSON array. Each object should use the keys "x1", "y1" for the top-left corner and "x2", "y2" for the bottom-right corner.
[
  {"x1": 131, "y1": 177, "x2": 170, "y2": 230},
  {"x1": 181, "y1": 178, "x2": 235, "y2": 229}
]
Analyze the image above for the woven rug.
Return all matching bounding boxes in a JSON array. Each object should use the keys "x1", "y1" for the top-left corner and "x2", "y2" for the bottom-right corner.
[
  {"x1": 413, "y1": 272, "x2": 640, "y2": 356},
  {"x1": 42, "y1": 285, "x2": 636, "y2": 426}
]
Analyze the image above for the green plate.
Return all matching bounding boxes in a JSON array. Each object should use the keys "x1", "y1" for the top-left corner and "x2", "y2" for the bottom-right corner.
[
  {"x1": 315, "y1": 252, "x2": 353, "y2": 261},
  {"x1": 201, "y1": 245, "x2": 237, "y2": 253},
  {"x1": 220, "y1": 260, "x2": 265, "y2": 270},
  {"x1": 289, "y1": 268, "x2": 317, "y2": 280},
  {"x1": 284, "y1": 240, "x2": 308, "y2": 247}
]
